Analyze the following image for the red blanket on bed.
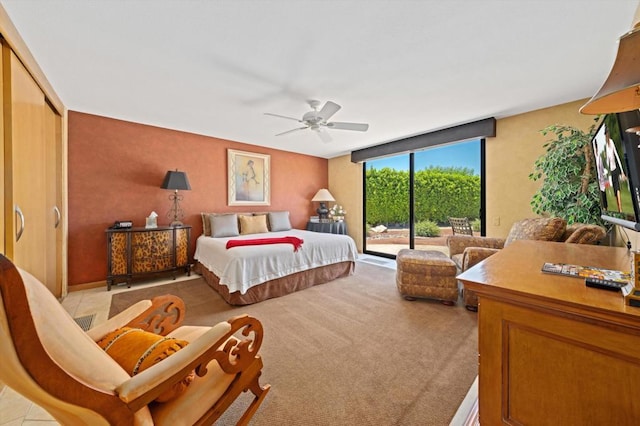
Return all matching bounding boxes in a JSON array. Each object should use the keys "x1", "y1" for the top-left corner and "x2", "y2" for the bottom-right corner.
[{"x1": 225, "y1": 236, "x2": 304, "y2": 251}]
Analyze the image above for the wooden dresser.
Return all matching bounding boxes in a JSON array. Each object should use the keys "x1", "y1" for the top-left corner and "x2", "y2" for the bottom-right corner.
[
  {"x1": 106, "y1": 225, "x2": 191, "y2": 290},
  {"x1": 458, "y1": 240, "x2": 640, "y2": 425}
]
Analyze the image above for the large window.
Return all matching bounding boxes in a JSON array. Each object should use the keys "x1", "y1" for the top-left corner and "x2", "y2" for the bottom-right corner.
[{"x1": 364, "y1": 140, "x2": 484, "y2": 257}]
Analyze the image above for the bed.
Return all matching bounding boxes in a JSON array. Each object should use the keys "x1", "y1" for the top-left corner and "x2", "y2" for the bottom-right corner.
[{"x1": 194, "y1": 229, "x2": 358, "y2": 305}]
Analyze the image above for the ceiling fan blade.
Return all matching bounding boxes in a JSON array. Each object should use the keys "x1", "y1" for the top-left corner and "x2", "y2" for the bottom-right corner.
[
  {"x1": 264, "y1": 112, "x2": 302, "y2": 122},
  {"x1": 315, "y1": 129, "x2": 333, "y2": 143},
  {"x1": 326, "y1": 122, "x2": 369, "y2": 132},
  {"x1": 317, "y1": 101, "x2": 341, "y2": 121},
  {"x1": 275, "y1": 126, "x2": 308, "y2": 136}
]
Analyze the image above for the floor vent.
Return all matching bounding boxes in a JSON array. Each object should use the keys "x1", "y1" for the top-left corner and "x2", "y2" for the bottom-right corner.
[{"x1": 73, "y1": 313, "x2": 96, "y2": 332}]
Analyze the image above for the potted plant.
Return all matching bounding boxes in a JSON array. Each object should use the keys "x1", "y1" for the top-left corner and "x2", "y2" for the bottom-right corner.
[{"x1": 529, "y1": 119, "x2": 604, "y2": 226}]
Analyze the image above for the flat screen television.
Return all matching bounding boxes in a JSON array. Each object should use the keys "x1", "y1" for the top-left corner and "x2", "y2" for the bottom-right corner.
[{"x1": 591, "y1": 110, "x2": 640, "y2": 231}]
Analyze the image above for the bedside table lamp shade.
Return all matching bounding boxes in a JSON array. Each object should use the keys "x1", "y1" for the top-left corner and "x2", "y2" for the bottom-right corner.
[
  {"x1": 311, "y1": 188, "x2": 335, "y2": 221},
  {"x1": 161, "y1": 170, "x2": 191, "y2": 226}
]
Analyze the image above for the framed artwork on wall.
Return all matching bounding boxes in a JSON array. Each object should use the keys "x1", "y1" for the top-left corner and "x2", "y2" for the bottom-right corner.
[{"x1": 228, "y1": 149, "x2": 271, "y2": 206}]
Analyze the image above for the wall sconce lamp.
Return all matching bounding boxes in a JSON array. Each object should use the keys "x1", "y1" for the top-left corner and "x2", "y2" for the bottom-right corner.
[
  {"x1": 161, "y1": 169, "x2": 191, "y2": 226},
  {"x1": 311, "y1": 188, "x2": 335, "y2": 223},
  {"x1": 580, "y1": 6, "x2": 640, "y2": 114}
]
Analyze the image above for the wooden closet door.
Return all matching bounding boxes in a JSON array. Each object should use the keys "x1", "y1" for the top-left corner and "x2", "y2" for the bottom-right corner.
[
  {"x1": 4, "y1": 48, "x2": 47, "y2": 284},
  {"x1": 44, "y1": 101, "x2": 62, "y2": 296},
  {"x1": 0, "y1": 45, "x2": 4, "y2": 255}
]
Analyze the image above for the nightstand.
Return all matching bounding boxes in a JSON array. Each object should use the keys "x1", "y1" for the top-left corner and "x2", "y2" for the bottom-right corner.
[{"x1": 306, "y1": 221, "x2": 348, "y2": 235}]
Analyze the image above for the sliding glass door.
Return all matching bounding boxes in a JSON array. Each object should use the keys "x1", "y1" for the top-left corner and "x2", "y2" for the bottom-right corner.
[
  {"x1": 364, "y1": 140, "x2": 483, "y2": 257},
  {"x1": 365, "y1": 154, "x2": 411, "y2": 256}
]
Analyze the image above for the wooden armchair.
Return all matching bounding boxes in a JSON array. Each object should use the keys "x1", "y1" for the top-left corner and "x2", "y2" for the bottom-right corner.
[{"x1": 0, "y1": 254, "x2": 270, "y2": 425}]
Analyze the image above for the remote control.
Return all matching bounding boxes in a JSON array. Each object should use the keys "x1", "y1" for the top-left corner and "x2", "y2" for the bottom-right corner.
[{"x1": 585, "y1": 277, "x2": 626, "y2": 292}]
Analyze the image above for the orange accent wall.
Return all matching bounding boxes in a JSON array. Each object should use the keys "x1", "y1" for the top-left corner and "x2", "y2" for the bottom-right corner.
[{"x1": 68, "y1": 111, "x2": 328, "y2": 286}]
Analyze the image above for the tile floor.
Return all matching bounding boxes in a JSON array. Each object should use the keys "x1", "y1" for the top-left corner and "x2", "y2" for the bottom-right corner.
[{"x1": 0, "y1": 256, "x2": 476, "y2": 425}]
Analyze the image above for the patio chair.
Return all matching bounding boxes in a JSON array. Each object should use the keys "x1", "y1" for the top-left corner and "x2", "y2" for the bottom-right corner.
[{"x1": 448, "y1": 217, "x2": 474, "y2": 236}]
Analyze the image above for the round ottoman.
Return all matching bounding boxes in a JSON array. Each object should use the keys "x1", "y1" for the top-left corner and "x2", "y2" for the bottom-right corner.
[{"x1": 396, "y1": 249, "x2": 459, "y2": 305}]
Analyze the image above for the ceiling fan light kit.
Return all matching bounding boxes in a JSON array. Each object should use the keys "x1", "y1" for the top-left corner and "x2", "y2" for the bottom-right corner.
[{"x1": 265, "y1": 100, "x2": 369, "y2": 143}]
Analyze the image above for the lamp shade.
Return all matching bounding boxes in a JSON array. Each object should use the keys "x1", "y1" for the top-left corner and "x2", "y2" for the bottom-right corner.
[
  {"x1": 161, "y1": 170, "x2": 191, "y2": 190},
  {"x1": 581, "y1": 27, "x2": 640, "y2": 114},
  {"x1": 311, "y1": 188, "x2": 335, "y2": 202}
]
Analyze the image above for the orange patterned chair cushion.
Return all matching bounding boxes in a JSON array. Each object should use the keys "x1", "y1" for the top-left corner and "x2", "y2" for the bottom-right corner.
[{"x1": 97, "y1": 327, "x2": 194, "y2": 403}]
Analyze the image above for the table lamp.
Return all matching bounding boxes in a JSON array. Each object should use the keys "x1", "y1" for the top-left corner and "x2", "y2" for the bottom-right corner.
[
  {"x1": 580, "y1": 5, "x2": 640, "y2": 114},
  {"x1": 311, "y1": 188, "x2": 335, "y2": 222},
  {"x1": 161, "y1": 169, "x2": 191, "y2": 226}
]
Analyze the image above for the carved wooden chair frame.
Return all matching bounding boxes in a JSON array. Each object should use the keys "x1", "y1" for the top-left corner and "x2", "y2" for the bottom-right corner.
[{"x1": 0, "y1": 255, "x2": 270, "y2": 425}]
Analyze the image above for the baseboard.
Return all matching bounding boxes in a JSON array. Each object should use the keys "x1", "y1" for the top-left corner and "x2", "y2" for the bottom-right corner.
[
  {"x1": 449, "y1": 376, "x2": 478, "y2": 426},
  {"x1": 68, "y1": 280, "x2": 106, "y2": 292}
]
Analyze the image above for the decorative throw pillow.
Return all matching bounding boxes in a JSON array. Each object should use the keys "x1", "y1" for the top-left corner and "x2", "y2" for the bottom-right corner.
[
  {"x1": 563, "y1": 224, "x2": 607, "y2": 244},
  {"x1": 211, "y1": 214, "x2": 239, "y2": 238},
  {"x1": 239, "y1": 214, "x2": 269, "y2": 235},
  {"x1": 201, "y1": 212, "x2": 214, "y2": 236},
  {"x1": 504, "y1": 217, "x2": 567, "y2": 247},
  {"x1": 97, "y1": 327, "x2": 194, "y2": 403},
  {"x1": 268, "y1": 211, "x2": 292, "y2": 232},
  {"x1": 237, "y1": 212, "x2": 254, "y2": 222}
]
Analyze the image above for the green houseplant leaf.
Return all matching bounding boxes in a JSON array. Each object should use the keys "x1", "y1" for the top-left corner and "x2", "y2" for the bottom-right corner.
[{"x1": 529, "y1": 119, "x2": 604, "y2": 226}]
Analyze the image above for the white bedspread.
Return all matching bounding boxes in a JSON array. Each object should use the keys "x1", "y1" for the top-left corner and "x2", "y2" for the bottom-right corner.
[{"x1": 194, "y1": 229, "x2": 358, "y2": 294}]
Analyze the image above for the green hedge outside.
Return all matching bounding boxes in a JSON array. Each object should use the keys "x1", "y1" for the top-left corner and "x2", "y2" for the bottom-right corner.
[{"x1": 366, "y1": 167, "x2": 480, "y2": 226}]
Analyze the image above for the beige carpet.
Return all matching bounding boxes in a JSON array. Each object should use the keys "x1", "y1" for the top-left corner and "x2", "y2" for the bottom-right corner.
[{"x1": 110, "y1": 262, "x2": 478, "y2": 425}]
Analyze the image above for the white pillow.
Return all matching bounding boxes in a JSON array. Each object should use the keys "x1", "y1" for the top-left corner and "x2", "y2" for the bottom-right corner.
[
  {"x1": 210, "y1": 214, "x2": 239, "y2": 237},
  {"x1": 269, "y1": 211, "x2": 292, "y2": 232}
]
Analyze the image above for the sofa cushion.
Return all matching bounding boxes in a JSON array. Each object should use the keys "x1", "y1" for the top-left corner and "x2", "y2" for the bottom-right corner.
[
  {"x1": 563, "y1": 223, "x2": 607, "y2": 244},
  {"x1": 97, "y1": 327, "x2": 194, "y2": 402},
  {"x1": 504, "y1": 217, "x2": 567, "y2": 247},
  {"x1": 450, "y1": 253, "x2": 464, "y2": 270}
]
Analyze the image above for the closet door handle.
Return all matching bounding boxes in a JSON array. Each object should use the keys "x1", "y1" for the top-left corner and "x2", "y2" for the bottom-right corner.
[
  {"x1": 54, "y1": 206, "x2": 61, "y2": 228},
  {"x1": 15, "y1": 205, "x2": 25, "y2": 242}
]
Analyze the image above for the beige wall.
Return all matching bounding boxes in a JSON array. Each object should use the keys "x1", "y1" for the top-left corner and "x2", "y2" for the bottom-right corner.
[
  {"x1": 486, "y1": 99, "x2": 597, "y2": 237},
  {"x1": 328, "y1": 98, "x2": 607, "y2": 250},
  {"x1": 328, "y1": 155, "x2": 364, "y2": 251}
]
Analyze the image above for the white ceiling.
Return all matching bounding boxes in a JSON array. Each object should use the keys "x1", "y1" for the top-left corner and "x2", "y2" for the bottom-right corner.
[{"x1": 1, "y1": 0, "x2": 638, "y2": 159}]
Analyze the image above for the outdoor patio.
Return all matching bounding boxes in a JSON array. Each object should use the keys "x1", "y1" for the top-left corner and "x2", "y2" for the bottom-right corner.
[{"x1": 365, "y1": 227, "x2": 454, "y2": 256}]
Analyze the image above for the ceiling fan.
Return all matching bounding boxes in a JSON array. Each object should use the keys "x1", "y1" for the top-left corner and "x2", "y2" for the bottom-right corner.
[{"x1": 264, "y1": 100, "x2": 369, "y2": 143}]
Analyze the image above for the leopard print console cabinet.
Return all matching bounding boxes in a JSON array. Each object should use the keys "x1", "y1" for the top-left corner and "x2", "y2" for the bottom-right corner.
[{"x1": 106, "y1": 225, "x2": 191, "y2": 290}]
